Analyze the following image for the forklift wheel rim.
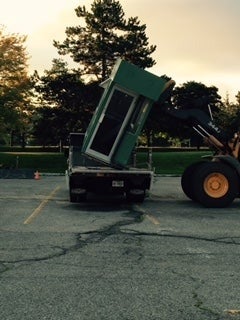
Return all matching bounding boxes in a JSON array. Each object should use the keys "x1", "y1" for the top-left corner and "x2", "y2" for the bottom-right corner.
[{"x1": 203, "y1": 172, "x2": 229, "y2": 198}]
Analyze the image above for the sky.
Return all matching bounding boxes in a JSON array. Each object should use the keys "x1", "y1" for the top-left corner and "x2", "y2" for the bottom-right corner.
[{"x1": 1, "y1": 0, "x2": 240, "y2": 102}]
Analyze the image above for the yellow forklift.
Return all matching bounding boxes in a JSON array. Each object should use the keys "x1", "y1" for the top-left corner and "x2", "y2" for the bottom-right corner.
[{"x1": 171, "y1": 108, "x2": 240, "y2": 208}]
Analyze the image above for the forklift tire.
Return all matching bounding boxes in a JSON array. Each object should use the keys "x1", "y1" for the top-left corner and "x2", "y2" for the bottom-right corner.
[
  {"x1": 192, "y1": 161, "x2": 239, "y2": 208},
  {"x1": 181, "y1": 161, "x2": 206, "y2": 201}
]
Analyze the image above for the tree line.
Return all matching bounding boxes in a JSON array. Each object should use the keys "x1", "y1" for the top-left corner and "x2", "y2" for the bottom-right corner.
[{"x1": 1, "y1": 0, "x2": 240, "y2": 148}]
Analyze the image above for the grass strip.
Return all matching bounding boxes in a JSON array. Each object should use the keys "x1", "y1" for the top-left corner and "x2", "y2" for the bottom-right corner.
[{"x1": 0, "y1": 150, "x2": 212, "y2": 175}]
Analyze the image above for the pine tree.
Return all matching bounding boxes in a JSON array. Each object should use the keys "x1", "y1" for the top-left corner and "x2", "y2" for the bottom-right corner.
[{"x1": 53, "y1": 0, "x2": 156, "y2": 81}]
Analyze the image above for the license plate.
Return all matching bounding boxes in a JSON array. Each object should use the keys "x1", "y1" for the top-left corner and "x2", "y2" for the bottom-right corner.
[{"x1": 112, "y1": 180, "x2": 124, "y2": 187}]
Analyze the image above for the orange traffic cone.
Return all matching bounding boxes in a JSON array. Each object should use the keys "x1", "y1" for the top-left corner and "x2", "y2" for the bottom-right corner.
[{"x1": 34, "y1": 170, "x2": 40, "y2": 180}]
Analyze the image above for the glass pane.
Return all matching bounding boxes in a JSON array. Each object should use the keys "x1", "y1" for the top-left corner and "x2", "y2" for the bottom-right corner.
[
  {"x1": 89, "y1": 89, "x2": 135, "y2": 156},
  {"x1": 106, "y1": 89, "x2": 134, "y2": 120},
  {"x1": 90, "y1": 117, "x2": 121, "y2": 155}
]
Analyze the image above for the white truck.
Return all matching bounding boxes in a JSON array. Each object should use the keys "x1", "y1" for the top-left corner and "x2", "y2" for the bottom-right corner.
[{"x1": 66, "y1": 133, "x2": 153, "y2": 203}]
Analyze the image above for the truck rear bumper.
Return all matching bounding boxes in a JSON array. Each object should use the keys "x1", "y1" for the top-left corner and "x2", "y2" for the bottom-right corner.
[{"x1": 66, "y1": 166, "x2": 153, "y2": 202}]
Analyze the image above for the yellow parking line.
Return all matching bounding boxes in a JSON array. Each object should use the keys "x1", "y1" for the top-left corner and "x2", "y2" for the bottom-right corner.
[
  {"x1": 24, "y1": 186, "x2": 61, "y2": 225},
  {"x1": 145, "y1": 213, "x2": 160, "y2": 225},
  {"x1": 134, "y1": 205, "x2": 160, "y2": 225},
  {"x1": 224, "y1": 310, "x2": 240, "y2": 315}
]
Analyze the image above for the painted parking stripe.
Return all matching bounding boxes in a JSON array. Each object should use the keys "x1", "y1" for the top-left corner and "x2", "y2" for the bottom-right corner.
[
  {"x1": 24, "y1": 186, "x2": 61, "y2": 225},
  {"x1": 134, "y1": 205, "x2": 160, "y2": 225},
  {"x1": 145, "y1": 213, "x2": 160, "y2": 225}
]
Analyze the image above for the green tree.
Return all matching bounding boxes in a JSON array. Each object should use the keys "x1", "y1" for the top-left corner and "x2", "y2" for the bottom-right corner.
[
  {"x1": 216, "y1": 92, "x2": 240, "y2": 138},
  {"x1": 53, "y1": 0, "x2": 156, "y2": 81},
  {"x1": 172, "y1": 81, "x2": 222, "y2": 113},
  {"x1": 0, "y1": 27, "x2": 32, "y2": 146},
  {"x1": 236, "y1": 91, "x2": 240, "y2": 105},
  {"x1": 170, "y1": 82, "x2": 223, "y2": 143},
  {"x1": 32, "y1": 59, "x2": 102, "y2": 145},
  {"x1": 145, "y1": 81, "x2": 223, "y2": 147}
]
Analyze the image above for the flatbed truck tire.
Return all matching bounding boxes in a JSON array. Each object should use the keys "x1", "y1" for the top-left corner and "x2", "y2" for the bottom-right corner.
[
  {"x1": 192, "y1": 161, "x2": 239, "y2": 208},
  {"x1": 70, "y1": 192, "x2": 78, "y2": 203},
  {"x1": 70, "y1": 191, "x2": 87, "y2": 203},
  {"x1": 126, "y1": 189, "x2": 146, "y2": 203}
]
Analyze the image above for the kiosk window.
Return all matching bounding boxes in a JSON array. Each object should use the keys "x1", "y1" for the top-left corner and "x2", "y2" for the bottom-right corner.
[
  {"x1": 106, "y1": 89, "x2": 134, "y2": 120},
  {"x1": 128, "y1": 97, "x2": 149, "y2": 134},
  {"x1": 90, "y1": 88, "x2": 135, "y2": 156}
]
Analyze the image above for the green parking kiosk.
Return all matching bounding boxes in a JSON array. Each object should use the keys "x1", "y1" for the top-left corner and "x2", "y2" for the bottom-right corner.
[{"x1": 81, "y1": 59, "x2": 174, "y2": 167}]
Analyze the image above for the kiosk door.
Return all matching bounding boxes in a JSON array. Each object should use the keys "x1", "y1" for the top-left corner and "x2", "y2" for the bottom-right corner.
[{"x1": 86, "y1": 86, "x2": 137, "y2": 162}]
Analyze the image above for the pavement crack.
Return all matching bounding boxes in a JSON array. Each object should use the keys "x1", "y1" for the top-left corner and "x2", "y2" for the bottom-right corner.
[
  {"x1": 0, "y1": 246, "x2": 68, "y2": 268},
  {"x1": 171, "y1": 270, "x2": 220, "y2": 319},
  {"x1": 2, "y1": 228, "x2": 239, "y2": 277},
  {"x1": 114, "y1": 229, "x2": 240, "y2": 248},
  {"x1": 77, "y1": 215, "x2": 142, "y2": 244},
  {"x1": 0, "y1": 263, "x2": 9, "y2": 275},
  {"x1": 0, "y1": 212, "x2": 142, "y2": 274},
  {"x1": 192, "y1": 290, "x2": 220, "y2": 319}
]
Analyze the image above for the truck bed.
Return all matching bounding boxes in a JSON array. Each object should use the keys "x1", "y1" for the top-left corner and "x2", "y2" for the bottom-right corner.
[{"x1": 70, "y1": 165, "x2": 153, "y2": 174}]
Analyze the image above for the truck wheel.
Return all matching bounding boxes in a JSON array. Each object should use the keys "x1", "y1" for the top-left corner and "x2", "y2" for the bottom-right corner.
[
  {"x1": 181, "y1": 161, "x2": 206, "y2": 201},
  {"x1": 126, "y1": 189, "x2": 145, "y2": 203},
  {"x1": 70, "y1": 191, "x2": 87, "y2": 203},
  {"x1": 192, "y1": 162, "x2": 239, "y2": 208},
  {"x1": 70, "y1": 192, "x2": 78, "y2": 203}
]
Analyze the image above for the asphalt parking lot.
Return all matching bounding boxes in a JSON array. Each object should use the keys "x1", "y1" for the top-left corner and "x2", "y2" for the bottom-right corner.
[{"x1": 1, "y1": 176, "x2": 240, "y2": 320}]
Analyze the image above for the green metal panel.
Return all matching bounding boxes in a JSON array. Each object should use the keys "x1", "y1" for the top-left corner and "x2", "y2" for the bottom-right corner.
[
  {"x1": 113, "y1": 132, "x2": 136, "y2": 165},
  {"x1": 112, "y1": 97, "x2": 152, "y2": 166},
  {"x1": 109, "y1": 59, "x2": 169, "y2": 101}
]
